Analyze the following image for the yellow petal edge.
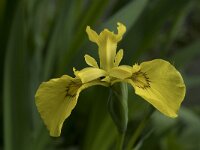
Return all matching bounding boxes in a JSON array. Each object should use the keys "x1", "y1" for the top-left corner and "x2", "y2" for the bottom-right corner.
[
  {"x1": 35, "y1": 75, "x2": 108, "y2": 136},
  {"x1": 127, "y1": 59, "x2": 186, "y2": 118}
]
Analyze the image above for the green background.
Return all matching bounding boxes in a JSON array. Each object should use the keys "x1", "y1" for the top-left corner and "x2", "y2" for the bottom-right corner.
[{"x1": 1, "y1": 0, "x2": 200, "y2": 149}]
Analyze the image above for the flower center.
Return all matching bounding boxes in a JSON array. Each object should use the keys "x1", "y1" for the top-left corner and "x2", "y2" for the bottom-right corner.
[
  {"x1": 132, "y1": 71, "x2": 151, "y2": 89},
  {"x1": 65, "y1": 80, "x2": 82, "y2": 98}
]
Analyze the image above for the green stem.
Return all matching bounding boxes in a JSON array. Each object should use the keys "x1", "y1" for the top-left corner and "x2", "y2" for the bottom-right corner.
[
  {"x1": 127, "y1": 106, "x2": 155, "y2": 150},
  {"x1": 117, "y1": 132, "x2": 125, "y2": 150}
]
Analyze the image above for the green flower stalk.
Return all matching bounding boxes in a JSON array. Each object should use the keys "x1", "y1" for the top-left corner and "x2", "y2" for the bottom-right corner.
[
  {"x1": 108, "y1": 83, "x2": 128, "y2": 134},
  {"x1": 35, "y1": 23, "x2": 186, "y2": 137}
]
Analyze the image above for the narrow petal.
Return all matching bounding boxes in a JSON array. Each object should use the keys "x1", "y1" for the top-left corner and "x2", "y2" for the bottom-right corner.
[
  {"x1": 75, "y1": 67, "x2": 107, "y2": 83},
  {"x1": 127, "y1": 59, "x2": 186, "y2": 118},
  {"x1": 35, "y1": 75, "x2": 81, "y2": 136},
  {"x1": 84, "y1": 54, "x2": 99, "y2": 68},
  {"x1": 86, "y1": 26, "x2": 99, "y2": 45},
  {"x1": 114, "y1": 49, "x2": 123, "y2": 67},
  {"x1": 35, "y1": 75, "x2": 108, "y2": 137}
]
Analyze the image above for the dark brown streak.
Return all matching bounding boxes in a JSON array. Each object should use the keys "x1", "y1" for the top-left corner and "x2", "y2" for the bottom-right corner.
[
  {"x1": 64, "y1": 81, "x2": 81, "y2": 98},
  {"x1": 132, "y1": 70, "x2": 151, "y2": 90}
]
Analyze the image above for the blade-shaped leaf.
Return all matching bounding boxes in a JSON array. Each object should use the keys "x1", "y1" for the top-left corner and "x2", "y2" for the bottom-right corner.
[
  {"x1": 170, "y1": 39, "x2": 200, "y2": 68},
  {"x1": 102, "y1": 0, "x2": 148, "y2": 31},
  {"x1": 3, "y1": 2, "x2": 32, "y2": 150}
]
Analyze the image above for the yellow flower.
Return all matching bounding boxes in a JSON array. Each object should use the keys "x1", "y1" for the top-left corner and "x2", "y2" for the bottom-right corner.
[{"x1": 35, "y1": 23, "x2": 186, "y2": 137}]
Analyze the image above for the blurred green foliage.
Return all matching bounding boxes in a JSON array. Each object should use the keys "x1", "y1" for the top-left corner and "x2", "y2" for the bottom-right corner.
[{"x1": 1, "y1": 0, "x2": 200, "y2": 150}]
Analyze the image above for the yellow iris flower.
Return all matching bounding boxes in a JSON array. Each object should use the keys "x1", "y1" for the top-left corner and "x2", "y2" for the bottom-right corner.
[{"x1": 35, "y1": 23, "x2": 186, "y2": 137}]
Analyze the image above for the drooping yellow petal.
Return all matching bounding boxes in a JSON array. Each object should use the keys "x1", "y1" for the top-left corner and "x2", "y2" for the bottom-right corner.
[
  {"x1": 127, "y1": 59, "x2": 186, "y2": 118},
  {"x1": 75, "y1": 67, "x2": 107, "y2": 83},
  {"x1": 114, "y1": 49, "x2": 123, "y2": 67},
  {"x1": 35, "y1": 75, "x2": 108, "y2": 137},
  {"x1": 35, "y1": 75, "x2": 81, "y2": 137},
  {"x1": 84, "y1": 54, "x2": 99, "y2": 68}
]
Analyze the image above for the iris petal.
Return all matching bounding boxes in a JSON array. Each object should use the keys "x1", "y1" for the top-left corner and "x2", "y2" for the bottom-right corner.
[
  {"x1": 35, "y1": 75, "x2": 109, "y2": 137},
  {"x1": 127, "y1": 59, "x2": 186, "y2": 118},
  {"x1": 35, "y1": 75, "x2": 81, "y2": 136},
  {"x1": 116, "y1": 22, "x2": 126, "y2": 42},
  {"x1": 86, "y1": 23, "x2": 126, "y2": 71},
  {"x1": 84, "y1": 54, "x2": 99, "y2": 68},
  {"x1": 114, "y1": 49, "x2": 124, "y2": 67},
  {"x1": 110, "y1": 65, "x2": 132, "y2": 80},
  {"x1": 86, "y1": 26, "x2": 99, "y2": 45}
]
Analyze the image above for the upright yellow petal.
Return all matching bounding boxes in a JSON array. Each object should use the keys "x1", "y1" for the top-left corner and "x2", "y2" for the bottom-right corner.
[
  {"x1": 127, "y1": 59, "x2": 186, "y2": 118},
  {"x1": 97, "y1": 23, "x2": 126, "y2": 71},
  {"x1": 114, "y1": 49, "x2": 124, "y2": 67},
  {"x1": 116, "y1": 22, "x2": 126, "y2": 42},
  {"x1": 86, "y1": 26, "x2": 99, "y2": 45},
  {"x1": 35, "y1": 75, "x2": 109, "y2": 137},
  {"x1": 86, "y1": 23, "x2": 126, "y2": 71}
]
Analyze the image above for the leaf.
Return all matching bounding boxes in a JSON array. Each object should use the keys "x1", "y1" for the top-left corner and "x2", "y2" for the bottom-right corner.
[
  {"x1": 0, "y1": 0, "x2": 6, "y2": 22},
  {"x1": 178, "y1": 108, "x2": 200, "y2": 150},
  {"x1": 43, "y1": 0, "x2": 75, "y2": 79},
  {"x1": 57, "y1": 0, "x2": 109, "y2": 75},
  {"x1": 121, "y1": 0, "x2": 192, "y2": 62},
  {"x1": 151, "y1": 112, "x2": 177, "y2": 134},
  {"x1": 90, "y1": 116, "x2": 117, "y2": 150},
  {"x1": 160, "y1": 3, "x2": 192, "y2": 55},
  {"x1": 82, "y1": 87, "x2": 117, "y2": 150},
  {"x1": 3, "y1": 2, "x2": 33, "y2": 150},
  {"x1": 170, "y1": 39, "x2": 200, "y2": 68},
  {"x1": 179, "y1": 107, "x2": 200, "y2": 128},
  {"x1": 28, "y1": 1, "x2": 58, "y2": 149},
  {"x1": 134, "y1": 129, "x2": 154, "y2": 150},
  {"x1": 102, "y1": 0, "x2": 148, "y2": 31},
  {"x1": 184, "y1": 75, "x2": 200, "y2": 88}
]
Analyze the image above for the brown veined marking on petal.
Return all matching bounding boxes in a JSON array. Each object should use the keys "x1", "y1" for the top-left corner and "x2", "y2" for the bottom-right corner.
[
  {"x1": 132, "y1": 70, "x2": 151, "y2": 89},
  {"x1": 65, "y1": 80, "x2": 82, "y2": 98}
]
